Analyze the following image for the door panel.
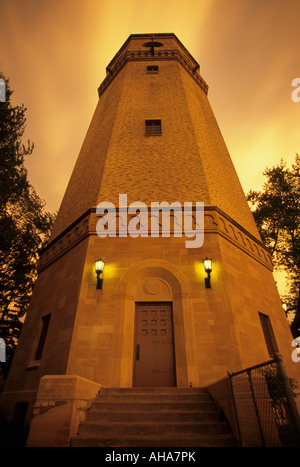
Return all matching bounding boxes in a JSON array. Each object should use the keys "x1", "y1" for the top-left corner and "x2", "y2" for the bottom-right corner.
[{"x1": 134, "y1": 302, "x2": 176, "y2": 387}]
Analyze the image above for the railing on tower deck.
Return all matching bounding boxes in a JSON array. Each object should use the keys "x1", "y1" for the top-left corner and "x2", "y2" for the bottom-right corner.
[{"x1": 227, "y1": 353, "x2": 300, "y2": 447}]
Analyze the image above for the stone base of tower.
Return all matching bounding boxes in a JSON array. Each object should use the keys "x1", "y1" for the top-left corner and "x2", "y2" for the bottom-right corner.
[
  {"x1": 1, "y1": 206, "x2": 299, "y2": 446},
  {"x1": 25, "y1": 375, "x2": 101, "y2": 447}
]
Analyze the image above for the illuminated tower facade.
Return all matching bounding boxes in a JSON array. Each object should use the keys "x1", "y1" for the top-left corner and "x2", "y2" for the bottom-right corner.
[{"x1": 1, "y1": 34, "x2": 298, "y2": 446}]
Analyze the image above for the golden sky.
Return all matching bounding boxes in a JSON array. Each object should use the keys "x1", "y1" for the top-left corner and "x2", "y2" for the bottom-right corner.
[{"x1": 1, "y1": 0, "x2": 299, "y2": 292}]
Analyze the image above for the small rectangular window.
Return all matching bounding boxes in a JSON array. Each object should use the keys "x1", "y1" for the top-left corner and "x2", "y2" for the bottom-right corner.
[
  {"x1": 259, "y1": 312, "x2": 279, "y2": 358},
  {"x1": 147, "y1": 65, "x2": 158, "y2": 74},
  {"x1": 35, "y1": 313, "x2": 51, "y2": 360},
  {"x1": 145, "y1": 119, "x2": 161, "y2": 136}
]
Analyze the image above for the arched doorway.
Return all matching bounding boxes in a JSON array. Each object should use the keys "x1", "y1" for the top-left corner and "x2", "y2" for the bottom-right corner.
[{"x1": 116, "y1": 259, "x2": 192, "y2": 388}]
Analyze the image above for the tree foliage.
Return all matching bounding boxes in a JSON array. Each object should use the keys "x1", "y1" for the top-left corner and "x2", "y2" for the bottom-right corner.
[
  {"x1": 0, "y1": 73, "x2": 56, "y2": 377},
  {"x1": 247, "y1": 155, "x2": 300, "y2": 338}
]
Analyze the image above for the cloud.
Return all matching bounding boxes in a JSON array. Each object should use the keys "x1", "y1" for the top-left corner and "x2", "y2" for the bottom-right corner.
[{"x1": 0, "y1": 0, "x2": 299, "y2": 215}]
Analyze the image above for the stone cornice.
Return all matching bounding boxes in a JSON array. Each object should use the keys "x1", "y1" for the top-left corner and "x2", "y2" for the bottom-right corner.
[
  {"x1": 98, "y1": 48, "x2": 209, "y2": 98},
  {"x1": 203, "y1": 206, "x2": 273, "y2": 270},
  {"x1": 37, "y1": 206, "x2": 273, "y2": 273}
]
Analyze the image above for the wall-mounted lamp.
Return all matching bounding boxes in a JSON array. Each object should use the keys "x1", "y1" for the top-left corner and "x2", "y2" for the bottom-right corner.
[
  {"x1": 95, "y1": 259, "x2": 105, "y2": 289},
  {"x1": 203, "y1": 257, "x2": 212, "y2": 288}
]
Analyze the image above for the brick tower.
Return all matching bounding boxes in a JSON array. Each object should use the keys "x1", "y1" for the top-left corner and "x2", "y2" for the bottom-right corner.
[{"x1": 1, "y1": 34, "x2": 299, "y2": 446}]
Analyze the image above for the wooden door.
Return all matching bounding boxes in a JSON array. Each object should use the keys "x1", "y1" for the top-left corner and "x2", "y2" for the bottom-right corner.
[{"x1": 133, "y1": 302, "x2": 176, "y2": 387}]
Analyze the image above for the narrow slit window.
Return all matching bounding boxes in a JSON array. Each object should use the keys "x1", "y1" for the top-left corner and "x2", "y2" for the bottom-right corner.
[
  {"x1": 35, "y1": 313, "x2": 51, "y2": 360},
  {"x1": 147, "y1": 65, "x2": 158, "y2": 74},
  {"x1": 145, "y1": 119, "x2": 161, "y2": 136},
  {"x1": 259, "y1": 312, "x2": 279, "y2": 358}
]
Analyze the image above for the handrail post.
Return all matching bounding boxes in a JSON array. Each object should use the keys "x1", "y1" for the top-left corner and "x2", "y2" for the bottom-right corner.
[
  {"x1": 228, "y1": 371, "x2": 244, "y2": 446},
  {"x1": 275, "y1": 353, "x2": 300, "y2": 442}
]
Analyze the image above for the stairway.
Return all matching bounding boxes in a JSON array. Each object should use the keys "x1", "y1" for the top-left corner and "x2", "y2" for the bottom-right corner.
[{"x1": 70, "y1": 387, "x2": 236, "y2": 447}]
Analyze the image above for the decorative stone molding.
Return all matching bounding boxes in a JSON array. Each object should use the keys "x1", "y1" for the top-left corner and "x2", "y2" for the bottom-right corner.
[
  {"x1": 38, "y1": 206, "x2": 273, "y2": 273},
  {"x1": 38, "y1": 214, "x2": 90, "y2": 271},
  {"x1": 135, "y1": 277, "x2": 172, "y2": 302},
  {"x1": 205, "y1": 207, "x2": 273, "y2": 270},
  {"x1": 143, "y1": 278, "x2": 161, "y2": 295}
]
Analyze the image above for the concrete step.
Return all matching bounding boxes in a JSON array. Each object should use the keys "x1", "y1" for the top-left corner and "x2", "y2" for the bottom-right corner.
[
  {"x1": 70, "y1": 387, "x2": 236, "y2": 447},
  {"x1": 94, "y1": 394, "x2": 211, "y2": 403},
  {"x1": 91, "y1": 387, "x2": 214, "y2": 412},
  {"x1": 78, "y1": 420, "x2": 230, "y2": 436},
  {"x1": 99, "y1": 387, "x2": 208, "y2": 395},
  {"x1": 71, "y1": 433, "x2": 236, "y2": 447},
  {"x1": 85, "y1": 408, "x2": 220, "y2": 422},
  {"x1": 91, "y1": 401, "x2": 216, "y2": 412}
]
